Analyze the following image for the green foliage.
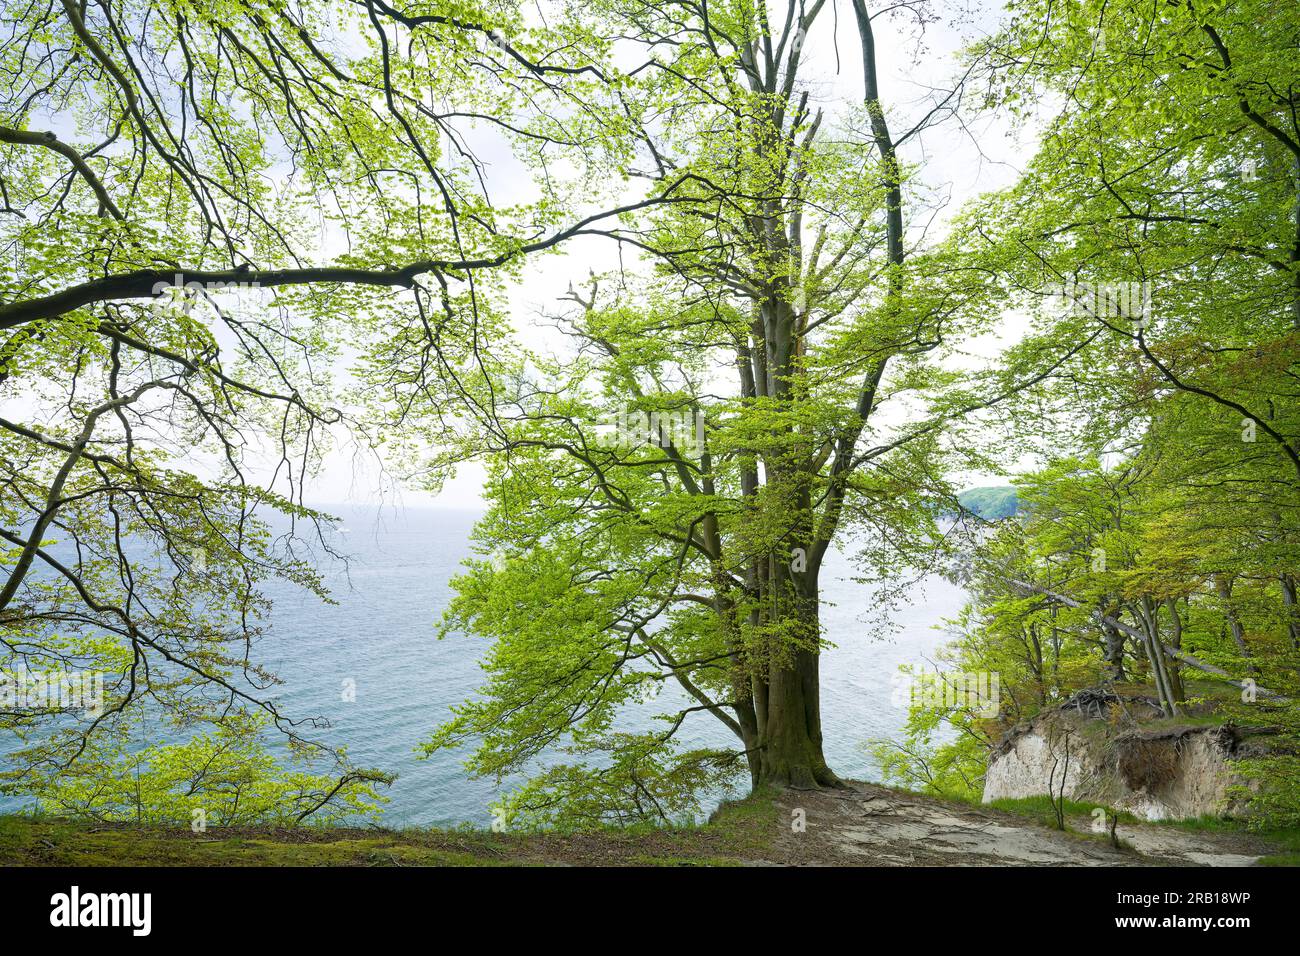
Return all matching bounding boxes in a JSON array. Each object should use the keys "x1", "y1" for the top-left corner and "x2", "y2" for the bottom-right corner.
[
  {"x1": 5, "y1": 0, "x2": 1298, "y2": 835},
  {"x1": 871, "y1": 0, "x2": 1300, "y2": 828},
  {"x1": 20, "y1": 714, "x2": 391, "y2": 827},
  {"x1": 1229, "y1": 756, "x2": 1300, "y2": 831},
  {"x1": 0, "y1": 0, "x2": 610, "y2": 822},
  {"x1": 414, "y1": 0, "x2": 1016, "y2": 821}
]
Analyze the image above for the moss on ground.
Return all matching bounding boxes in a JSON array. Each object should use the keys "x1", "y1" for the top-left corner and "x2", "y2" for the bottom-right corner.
[
  {"x1": 5, "y1": 782, "x2": 1293, "y2": 866},
  {"x1": 0, "y1": 789, "x2": 784, "y2": 867}
]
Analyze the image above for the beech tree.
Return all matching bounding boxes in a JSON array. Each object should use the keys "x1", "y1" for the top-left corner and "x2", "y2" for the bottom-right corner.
[
  {"x1": 0, "y1": 0, "x2": 673, "y2": 816},
  {"x1": 420, "y1": 0, "x2": 1030, "y2": 825},
  {"x1": 879, "y1": 0, "x2": 1300, "y2": 825},
  {"x1": 8, "y1": 0, "x2": 1291, "y2": 832}
]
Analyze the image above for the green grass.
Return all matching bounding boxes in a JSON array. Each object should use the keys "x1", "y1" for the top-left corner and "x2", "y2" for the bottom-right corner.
[
  {"x1": 1151, "y1": 814, "x2": 1300, "y2": 867},
  {"x1": 7, "y1": 782, "x2": 1295, "y2": 866},
  {"x1": 979, "y1": 795, "x2": 1300, "y2": 860},
  {"x1": 984, "y1": 794, "x2": 1142, "y2": 828},
  {"x1": 0, "y1": 789, "x2": 785, "y2": 867}
]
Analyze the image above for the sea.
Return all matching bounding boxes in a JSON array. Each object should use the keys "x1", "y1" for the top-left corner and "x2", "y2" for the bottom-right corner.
[{"x1": 2, "y1": 505, "x2": 968, "y2": 827}]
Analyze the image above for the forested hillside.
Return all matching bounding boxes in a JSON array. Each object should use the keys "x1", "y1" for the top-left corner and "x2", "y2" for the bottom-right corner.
[
  {"x1": 957, "y1": 486, "x2": 1020, "y2": 521},
  {"x1": 876, "y1": 0, "x2": 1300, "y2": 828}
]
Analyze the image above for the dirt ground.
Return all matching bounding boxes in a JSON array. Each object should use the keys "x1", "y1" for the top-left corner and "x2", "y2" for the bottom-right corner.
[{"x1": 766, "y1": 783, "x2": 1283, "y2": 866}]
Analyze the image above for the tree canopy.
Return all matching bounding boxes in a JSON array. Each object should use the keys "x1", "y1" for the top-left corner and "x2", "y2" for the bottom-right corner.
[{"x1": 2, "y1": 0, "x2": 1297, "y2": 828}]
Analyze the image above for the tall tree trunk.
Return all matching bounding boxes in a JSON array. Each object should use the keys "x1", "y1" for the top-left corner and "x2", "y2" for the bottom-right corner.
[
  {"x1": 1215, "y1": 573, "x2": 1256, "y2": 671},
  {"x1": 1100, "y1": 598, "x2": 1128, "y2": 681},
  {"x1": 1281, "y1": 574, "x2": 1300, "y2": 650},
  {"x1": 1027, "y1": 622, "x2": 1046, "y2": 703},
  {"x1": 1137, "y1": 596, "x2": 1179, "y2": 717},
  {"x1": 737, "y1": 0, "x2": 909, "y2": 793},
  {"x1": 1162, "y1": 597, "x2": 1186, "y2": 704},
  {"x1": 755, "y1": 594, "x2": 840, "y2": 788}
]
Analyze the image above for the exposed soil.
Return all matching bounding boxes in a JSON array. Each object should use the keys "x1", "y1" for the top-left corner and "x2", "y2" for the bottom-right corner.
[{"x1": 766, "y1": 782, "x2": 1282, "y2": 866}]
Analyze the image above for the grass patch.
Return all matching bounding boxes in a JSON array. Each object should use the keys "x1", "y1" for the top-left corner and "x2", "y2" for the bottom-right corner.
[
  {"x1": 985, "y1": 795, "x2": 1142, "y2": 828},
  {"x1": 0, "y1": 788, "x2": 785, "y2": 867},
  {"x1": 1154, "y1": 814, "x2": 1300, "y2": 865}
]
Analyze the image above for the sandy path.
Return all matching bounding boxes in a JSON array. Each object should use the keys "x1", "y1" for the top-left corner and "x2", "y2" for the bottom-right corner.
[{"x1": 766, "y1": 783, "x2": 1276, "y2": 866}]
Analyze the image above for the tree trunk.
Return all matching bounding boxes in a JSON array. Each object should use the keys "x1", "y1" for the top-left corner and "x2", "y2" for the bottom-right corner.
[
  {"x1": 1162, "y1": 597, "x2": 1186, "y2": 704},
  {"x1": 1281, "y1": 574, "x2": 1300, "y2": 650},
  {"x1": 1100, "y1": 601, "x2": 1128, "y2": 681},
  {"x1": 1215, "y1": 573, "x2": 1256, "y2": 672},
  {"x1": 732, "y1": 0, "x2": 906, "y2": 795},
  {"x1": 1137, "y1": 596, "x2": 1179, "y2": 717},
  {"x1": 757, "y1": 646, "x2": 839, "y2": 788},
  {"x1": 753, "y1": 597, "x2": 840, "y2": 789}
]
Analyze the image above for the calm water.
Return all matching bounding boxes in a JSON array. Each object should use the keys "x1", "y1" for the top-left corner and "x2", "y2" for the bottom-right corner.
[
  {"x1": 2, "y1": 505, "x2": 966, "y2": 826},
  {"x1": 256, "y1": 506, "x2": 966, "y2": 827}
]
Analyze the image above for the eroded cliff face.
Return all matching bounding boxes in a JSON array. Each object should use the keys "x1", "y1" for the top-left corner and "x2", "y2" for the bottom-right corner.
[{"x1": 981, "y1": 691, "x2": 1253, "y2": 821}]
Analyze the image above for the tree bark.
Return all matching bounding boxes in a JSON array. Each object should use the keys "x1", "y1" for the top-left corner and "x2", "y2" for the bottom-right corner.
[
  {"x1": 1281, "y1": 574, "x2": 1300, "y2": 650},
  {"x1": 1161, "y1": 597, "x2": 1186, "y2": 704},
  {"x1": 753, "y1": 598, "x2": 841, "y2": 788},
  {"x1": 1100, "y1": 599, "x2": 1128, "y2": 681},
  {"x1": 1215, "y1": 573, "x2": 1256, "y2": 671},
  {"x1": 1137, "y1": 595, "x2": 1180, "y2": 717}
]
